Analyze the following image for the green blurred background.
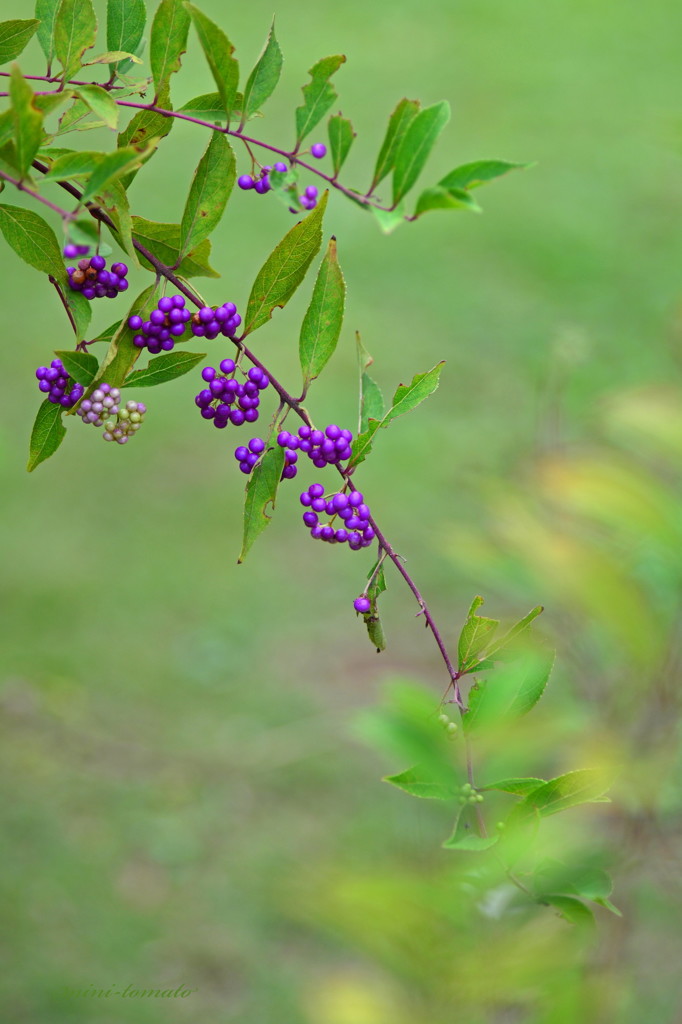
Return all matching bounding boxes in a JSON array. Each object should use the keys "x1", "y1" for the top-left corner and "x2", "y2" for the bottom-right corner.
[{"x1": 2, "y1": 0, "x2": 682, "y2": 1020}]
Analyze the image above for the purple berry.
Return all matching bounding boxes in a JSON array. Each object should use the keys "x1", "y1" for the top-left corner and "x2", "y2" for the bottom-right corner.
[
  {"x1": 308, "y1": 483, "x2": 324, "y2": 498},
  {"x1": 238, "y1": 175, "x2": 255, "y2": 190},
  {"x1": 311, "y1": 143, "x2": 327, "y2": 158},
  {"x1": 248, "y1": 437, "x2": 265, "y2": 454},
  {"x1": 90, "y1": 254, "x2": 106, "y2": 270},
  {"x1": 303, "y1": 511, "x2": 319, "y2": 528},
  {"x1": 274, "y1": 161, "x2": 288, "y2": 173},
  {"x1": 354, "y1": 597, "x2": 371, "y2": 614}
]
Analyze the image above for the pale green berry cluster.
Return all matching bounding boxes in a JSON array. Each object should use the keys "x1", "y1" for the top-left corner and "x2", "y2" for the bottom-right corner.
[
  {"x1": 458, "y1": 782, "x2": 484, "y2": 805},
  {"x1": 103, "y1": 399, "x2": 147, "y2": 444},
  {"x1": 438, "y1": 712, "x2": 458, "y2": 738}
]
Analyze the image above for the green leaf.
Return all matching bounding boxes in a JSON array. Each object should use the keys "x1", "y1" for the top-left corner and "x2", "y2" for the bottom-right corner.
[
  {"x1": 439, "y1": 159, "x2": 529, "y2": 192},
  {"x1": 178, "y1": 92, "x2": 226, "y2": 122},
  {"x1": 0, "y1": 109, "x2": 13, "y2": 148},
  {"x1": 34, "y1": 90, "x2": 74, "y2": 119},
  {"x1": 484, "y1": 606, "x2": 544, "y2": 664},
  {"x1": 458, "y1": 595, "x2": 499, "y2": 672},
  {"x1": 0, "y1": 202, "x2": 63, "y2": 275},
  {"x1": 544, "y1": 895, "x2": 596, "y2": 929},
  {"x1": 131, "y1": 216, "x2": 218, "y2": 277},
  {"x1": 370, "y1": 98, "x2": 420, "y2": 191},
  {"x1": 63, "y1": 289, "x2": 91, "y2": 341},
  {"x1": 99, "y1": 179, "x2": 137, "y2": 264},
  {"x1": 393, "y1": 100, "x2": 450, "y2": 206},
  {"x1": 80, "y1": 142, "x2": 156, "y2": 202},
  {"x1": 27, "y1": 399, "x2": 66, "y2": 471},
  {"x1": 117, "y1": 85, "x2": 174, "y2": 188},
  {"x1": 54, "y1": 349, "x2": 99, "y2": 385},
  {"x1": 184, "y1": 3, "x2": 238, "y2": 120},
  {"x1": 106, "y1": 0, "x2": 145, "y2": 77},
  {"x1": 349, "y1": 361, "x2": 445, "y2": 469},
  {"x1": 179, "y1": 133, "x2": 235, "y2": 259},
  {"x1": 9, "y1": 66, "x2": 43, "y2": 178},
  {"x1": 413, "y1": 185, "x2": 481, "y2": 218},
  {"x1": 442, "y1": 832, "x2": 499, "y2": 852},
  {"x1": 75, "y1": 84, "x2": 119, "y2": 129},
  {"x1": 383, "y1": 765, "x2": 459, "y2": 801},
  {"x1": 299, "y1": 236, "x2": 345, "y2": 388},
  {"x1": 371, "y1": 204, "x2": 407, "y2": 235},
  {"x1": 41, "y1": 149, "x2": 102, "y2": 180},
  {"x1": 36, "y1": 0, "x2": 60, "y2": 70},
  {"x1": 327, "y1": 113, "x2": 354, "y2": 177},
  {"x1": 88, "y1": 318, "x2": 122, "y2": 347},
  {"x1": 122, "y1": 350, "x2": 206, "y2": 388},
  {"x1": 0, "y1": 19, "x2": 40, "y2": 64},
  {"x1": 241, "y1": 20, "x2": 282, "y2": 123},
  {"x1": 267, "y1": 164, "x2": 301, "y2": 212},
  {"x1": 150, "y1": 0, "x2": 190, "y2": 98},
  {"x1": 244, "y1": 192, "x2": 328, "y2": 335},
  {"x1": 55, "y1": 97, "x2": 95, "y2": 135},
  {"x1": 463, "y1": 644, "x2": 555, "y2": 734},
  {"x1": 481, "y1": 777, "x2": 546, "y2": 796},
  {"x1": 90, "y1": 284, "x2": 161, "y2": 390},
  {"x1": 295, "y1": 55, "x2": 346, "y2": 144},
  {"x1": 356, "y1": 334, "x2": 384, "y2": 434},
  {"x1": 362, "y1": 558, "x2": 387, "y2": 653},
  {"x1": 522, "y1": 769, "x2": 613, "y2": 819},
  {"x1": 54, "y1": 0, "x2": 97, "y2": 80},
  {"x1": 238, "y1": 436, "x2": 286, "y2": 562},
  {"x1": 83, "y1": 49, "x2": 142, "y2": 66},
  {"x1": 532, "y1": 859, "x2": 619, "y2": 916}
]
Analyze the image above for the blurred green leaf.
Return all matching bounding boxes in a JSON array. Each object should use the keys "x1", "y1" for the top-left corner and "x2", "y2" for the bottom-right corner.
[
  {"x1": 106, "y1": 0, "x2": 145, "y2": 77},
  {"x1": 327, "y1": 114, "x2": 354, "y2": 176},
  {"x1": 241, "y1": 20, "x2": 282, "y2": 123},
  {"x1": 393, "y1": 101, "x2": 450, "y2": 205},
  {"x1": 384, "y1": 765, "x2": 459, "y2": 800},
  {"x1": 123, "y1": 350, "x2": 206, "y2": 388},
  {"x1": 464, "y1": 644, "x2": 554, "y2": 734},
  {"x1": 414, "y1": 185, "x2": 481, "y2": 217},
  {"x1": 544, "y1": 895, "x2": 596, "y2": 929},
  {"x1": 42, "y1": 149, "x2": 102, "y2": 180},
  {"x1": 54, "y1": 0, "x2": 97, "y2": 80},
  {"x1": 439, "y1": 159, "x2": 529, "y2": 191},
  {"x1": 299, "y1": 236, "x2": 345, "y2": 388},
  {"x1": 356, "y1": 334, "x2": 384, "y2": 434},
  {"x1": 481, "y1": 777, "x2": 546, "y2": 796},
  {"x1": 442, "y1": 831, "x2": 499, "y2": 852},
  {"x1": 75, "y1": 84, "x2": 119, "y2": 130},
  {"x1": 150, "y1": 0, "x2": 190, "y2": 97},
  {"x1": 179, "y1": 133, "x2": 235, "y2": 260},
  {"x1": 0, "y1": 19, "x2": 39, "y2": 64},
  {"x1": 238, "y1": 438, "x2": 286, "y2": 563},
  {"x1": 36, "y1": 0, "x2": 60, "y2": 69},
  {"x1": 458, "y1": 595, "x2": 499, "y2": 672},
  {"x1": 184, "y1": 3, "x2": 238, "y2": 120},
  {"x1": 131, "y1": 216, "x2": 219, "y2": 277},
  {"x1": 295, "y1": 54, "x2": 346, "y2": 144},
  {"x1": 54, "y1": 349, "x2": 99, "y2": 385},
  {"x1": 370, "y1": 97, "x2": 420, "y2": 191},
  {"x1": 371, "y1": 203, "x2": 406, "y2": 234},
  {"x1": 27, "y1": 399, "x2": 66, "y2": 472},
  {"x1": 9, "y1": 66, "x2": 43, "y2": 178},
  {"x1": 522, "y1": 769, "x2": 613, "y2": 818},
  {"x1": 244, "y1": 192, "x2": 328, "y2": 334},
  {"x1": 484, "y1": 605, "x2": 544, "y2": 664}
]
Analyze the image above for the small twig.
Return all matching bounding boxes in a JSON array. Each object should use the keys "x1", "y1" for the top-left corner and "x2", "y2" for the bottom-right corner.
[{"x1": 48, "y1": 275, "x2": 78, "y2": 337}]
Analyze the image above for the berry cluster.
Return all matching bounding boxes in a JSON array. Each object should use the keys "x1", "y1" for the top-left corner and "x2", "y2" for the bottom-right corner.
[
  {"x1": 129, "y1": 295, "x2": 192, "y2": 353},
  {"x1": 76, "y1": 382, "x2": 121, "y2": 426},
  {"x1": 195, "y1": 360, "x2": 269, "y2": 429},
  {"x1": 300, "y1": 485, "x2": 375, "y2": 550},
  {"x1": 190, "y1": 302, "x2": 242, "y2": 339},
  {"x1": 277, "y1": 424, "x2": 353, "y2": 468},
  {"x1": 238, "y1": 161, "x2": 287, "y2": 194},
  {"x1": 35, "y1": 359, "x2": 84, "y2": 408},
  {"x1": 458, "y1": 783, "x2": 484, "y2": 806},
  {"x1": 233, "y1": 436, "x2": 298, "y2": 479},
  {"x1": 63, "y1": 243, "x2": 90, "y2": 258},
  {"x1": 67, "y1": 255, "x2": 129, "y2": 300},
  {"x1": 438, "y1": 712, "x2": 459, "y2": 737},
  {"x1": 103, "y1": 400, "x2": 147, "y2": 444}
]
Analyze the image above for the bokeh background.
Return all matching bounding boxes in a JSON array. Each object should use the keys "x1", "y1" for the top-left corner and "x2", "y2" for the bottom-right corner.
[{"x1": 2, "y1": 1, "x2": 682, "y2": 1021}]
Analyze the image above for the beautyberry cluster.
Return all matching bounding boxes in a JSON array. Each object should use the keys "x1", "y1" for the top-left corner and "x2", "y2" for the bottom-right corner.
[
  {"x1": 277, "y1": 424, "x2": 353, "y2": 468},
  {"x1": 76, "y1": 382, "x2": 121, "y2": 427},
  {"x1": 102, "y1": 400, "x2": 147, "y2": 444},
  {"x1": 438, "y1": 712, "x2": 459, "y2": 737},
  {"x1": 35, "y1": 359, "x2": 84, "y2": 408},
  {"x1": 300, "y1": 485, "x2": 375, "y2": 550},
  {"x1": 458, "y1": 783, "x2": 484, "y2": 806},
  {"x1": 128, "y1": 295, "x2": 192, "y2": 353},
  {"x1": 67, "y1": 255, "x2": 129, "y2": 300},
  {"x1": 63, "y1": 243, "x2": 90, "y2": 258},
  {"x1": 233, "y1": 436, "x2": 298, "y2": 479},
  {"x1": 195, "y1": 360, "x2": 269, "y2": 429},
  {"x1": 190, "y1": 302, "x2": 242, "y2": 339},
  {"x1": 238, "y1": 161, "x2": 287, "y2": 194}
]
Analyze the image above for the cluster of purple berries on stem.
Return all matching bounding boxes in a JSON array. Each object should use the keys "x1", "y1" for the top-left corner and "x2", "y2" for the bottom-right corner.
[
  {"x1": 129, "y1": 294, "x2": 192, "y2": 353},
  {"x1": 67, "y1": 255, "x2": 129, "y2": 300},
  {"x1": 35, "y1": 359, "x2": 84, "y2": 408},
  {"x1": 195, "y1": 359, "x2": 269, "y2": 429},
  {"x1": 277, "y1": 423, "x2": 353, "y2": 468},
  {"x1": 76, "y1": 382, "x2": 121, "y2": 427},
  {"x1": 63, "y1": 243, "x2": 90, "y2": 258},
  {"x1": 238, "y1": 161, "x2": 287, "y2": 194},
  {"x1": 300, "y1": 485, "x2": 375, "y2": 550}
]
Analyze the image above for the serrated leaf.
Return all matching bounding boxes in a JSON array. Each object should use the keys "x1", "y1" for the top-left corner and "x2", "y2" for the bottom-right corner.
[
  {"x1": 179, "y1": 133, "x2": 235, "y2": 259},
  {"x1": 484, "y1": 606, "x2": 544, "y2": 664},
  {"x1": 383, "y1": 766, "x2": 458, "y2": 801},
  {"x1": 54, "y1": 0, "x2": 97, "y2": 80},
  {"x1": 327, "y1": 114, "x2": 354, "y2": 177},
  {"x1": 0, "y1": 202, "x2": 63, "y2": 274},
  {"x1": 9, "y1": 66, "x2": 43, "y2": 178},
  {"x1": 522, "y1": 769, "x2": 613, "y2": 818},
  {"x1": 299, "y1": 236, "x2": 345, "y2": 388},
  {"x1": 131, "y1": 216, "x2": 219, "y2": 277},
  {"x1": 117, "y1": 85, "x2": 173, "y2": 188},
  {"x1": 393, "y1": 100, "x2": 450, "y2": 206},
  {"x1": 481, "y1": 777, "x2": 546, "y2": 796},
  {"x1": 244, "y1": 192, "x2": 328, "y2": 335},
  {"x1": 0, "y1": 19, "x2": 40, "y2": 64},
  {"x1": 184, "y1": 3, "x2": 238, "y2": 120},
  {"x1": 27, "y1": 399, "x2": 66, "y2": 471},
  {"x1": 41, "y1": 149, "x2": 102, "y2": 180},
  {"x1": 356, "y1": 334, "x2": 384, "y2": 434},
  {"x1": 150, "y1": 0, "x2": 190, "y2": 98},
  {"x1": 267, "y1": 165, "x2": 301, "y2": 212},
  {"x1": 295, "y1": 54, "x2": 346, "y2": 144},
  {"x1": 238, "y1": 438, "x2": 286, "y2": 562},
  {"x1": 106, "y1": 0, "x2": 145, "y2": 77},
  {"x1": 241, "y1": 20, "x2": 282, "y2": 124},
  {"x1": 414, "y1": 185, "x2": 481, "y2": 218},
  {"x1": 36, "y1": 0, "x2": 60, "y2": 70},
  {"x1": 122, "y1": 350, "x2": 206, "y2": 388},
  {"x1": 89, "y1": 284, "x2": 161, "y2": 390},
  {"x1": 463, "y1": 645, "x2": 555, "y2": 734},
  {"x1": 81, "y1": 142, "x2": 156, "y2": 202},
  {"x1": 439, "y1": 159, "x2": 529, "y2": 191},
  {"x1": 458, "y1": 595, "x2": 499, "y2": 671},
  {"x1": 54, "y1": 349, "x2": 99, "y2": 384},
  {"x1": 370, "y1": 98, "x2": 420, "y2": 191},
  {"x1": 349, "y1": 361, "x2": 444, "y2": 469},
  {"x1": 75, "y1": 84, "x2": 119, "y2": 129}
]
